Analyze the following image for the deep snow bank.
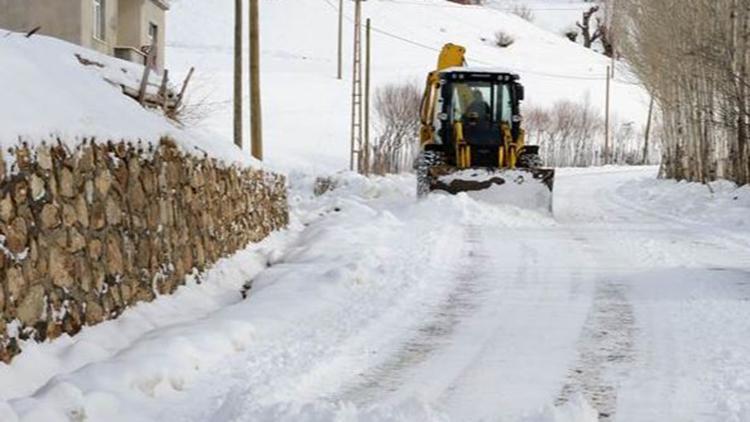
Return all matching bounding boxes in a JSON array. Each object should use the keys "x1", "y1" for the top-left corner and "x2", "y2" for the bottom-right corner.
[
  {"x1": 617, "y1": 177, "x2": 750, "y2": 232},
  {"x1": 0, "y1": 227, "x2": 292, "y2": 401}
]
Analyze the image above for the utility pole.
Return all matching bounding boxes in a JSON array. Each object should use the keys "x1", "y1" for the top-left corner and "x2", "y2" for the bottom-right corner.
[
  {"x1": 609, "y1": 0, "x2": 616, "y2": 79},
  {"x1": 604, "y1": 65, "x2": 611, "y2": 165},
  {"x1": 349, "y1": 0, "x2": 364, "y2": 172},
  {"x1": 233, "y1": 0, "x2": 243, "y2": 149},
  {"x1": 363, "y1": 18, "x2": 371, "y2": 175},
  {"x1": 643, "y1": 96, "x2": 655, "y2": 164},
  {"x1": 250, "y1": 0, "x2": 263, "y2": 160},
  {"x1": 337, "y1": 0, "x2": 343, "y2": 80}
]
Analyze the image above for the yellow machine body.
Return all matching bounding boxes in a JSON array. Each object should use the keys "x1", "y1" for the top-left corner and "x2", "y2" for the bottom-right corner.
[{"x1": 416, "y1": 43, "x2": 555, "y2": 211}]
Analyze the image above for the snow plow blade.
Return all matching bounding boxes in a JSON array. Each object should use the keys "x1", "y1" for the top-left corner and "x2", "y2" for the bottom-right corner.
[{"x1": 431, "y1": 167, "x2": 555, "y2": 212}]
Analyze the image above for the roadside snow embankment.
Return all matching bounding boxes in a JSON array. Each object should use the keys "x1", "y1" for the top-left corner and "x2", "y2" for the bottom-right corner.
[
  {"x1": 617, "y1": 177, "x2": 750, "y2": 232},
  {"x1": 0, "y1": 229, "x2": 290, "y2": 400}
]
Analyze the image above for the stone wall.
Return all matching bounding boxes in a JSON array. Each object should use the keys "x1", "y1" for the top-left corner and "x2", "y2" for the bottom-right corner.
[{"x1": 0, "y1": 138, "x2": 288, "y2": 362}]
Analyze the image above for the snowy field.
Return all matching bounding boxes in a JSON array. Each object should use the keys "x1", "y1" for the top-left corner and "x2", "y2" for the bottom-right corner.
[{"x1": 2, "y1": 167, "x2": 749, "y2": 422}]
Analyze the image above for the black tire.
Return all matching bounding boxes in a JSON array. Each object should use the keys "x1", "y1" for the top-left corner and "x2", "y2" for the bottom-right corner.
[
  {"x1": 416, "y1": 150, "x2": 445, "y2": 198},
  {"x1": 518, "y1": 152, "x2": 544, "y2": 169}
]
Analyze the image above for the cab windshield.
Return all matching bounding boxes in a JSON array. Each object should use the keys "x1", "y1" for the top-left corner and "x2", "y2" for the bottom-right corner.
[{"x1": 450, "y1": 81, "x2": 513, "y2": 125}]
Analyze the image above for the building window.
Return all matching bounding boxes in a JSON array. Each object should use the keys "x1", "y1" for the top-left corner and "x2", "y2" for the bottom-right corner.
[
  {"x1": 146, "y1": 22, "x2": 159, "y2": 68},
  {"x1": 93, "y1": 0, "x2": 106, "y2": 41},
  {"x1": 148, "y1": 22, "x2": 158, "y2": 42}
]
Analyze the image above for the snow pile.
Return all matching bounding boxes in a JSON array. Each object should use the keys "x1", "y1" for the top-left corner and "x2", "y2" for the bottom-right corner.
[
  {"x1": 438, "y1": 169, "x2": 553, "y2": 212},
  {"x1": 0, "y1": 31, "x2": 253, "y2": 167},
  {"x1": 464, "y1": 180, "x2": 552, "y2": 212},
  {"x1": 0, "y1": 229, "x2": 294, "y2": 401},
  {"x1": 617, "y1": 177, "x2": 750, "y2": 232}
]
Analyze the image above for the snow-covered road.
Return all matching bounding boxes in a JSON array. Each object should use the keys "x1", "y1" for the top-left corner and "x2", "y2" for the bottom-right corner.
[{"x1": 2, "y1": 167, "x2": 749, "y2": 422}]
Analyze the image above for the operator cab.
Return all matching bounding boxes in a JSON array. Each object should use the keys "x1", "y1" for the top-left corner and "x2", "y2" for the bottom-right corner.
[{"x1": 435, "y1": 70, "x2": 525, "y2": 166}]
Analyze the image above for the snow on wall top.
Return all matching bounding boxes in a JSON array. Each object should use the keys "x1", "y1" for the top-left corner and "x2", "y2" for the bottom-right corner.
[{"x1": 0, "y1": 31, "x2": 257, "y2": 168}]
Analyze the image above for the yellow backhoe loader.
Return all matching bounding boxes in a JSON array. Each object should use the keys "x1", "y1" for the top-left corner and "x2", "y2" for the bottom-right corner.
[{"x1": 416, "y1": 43, "x2": 555, "y2": 211}]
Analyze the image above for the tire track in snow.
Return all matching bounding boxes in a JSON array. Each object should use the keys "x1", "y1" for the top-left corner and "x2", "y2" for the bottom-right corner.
[
  {"x1": 557, "y1": 279, "x2": 636, "y2": 421},
  {"x1": 555, "y1": 180, "x2": 662, "y2": 421},
  {"x1": 154, "y1": 200, "x2": 471, "y2": 421},
  {"x1": 335, "y1": 225, "x2": 489, "y2": 406},
  {"x1": 556, "y1": 184, "x2": 640, "y2": 421}
]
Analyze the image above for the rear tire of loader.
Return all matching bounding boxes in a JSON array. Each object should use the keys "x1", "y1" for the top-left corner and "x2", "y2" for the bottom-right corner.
[{"x1": 416, "y1": 150, "x2": 445, "y2": 199}]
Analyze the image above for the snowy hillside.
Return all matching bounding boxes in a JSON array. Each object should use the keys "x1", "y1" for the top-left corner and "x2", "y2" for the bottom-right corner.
[
  {"x1": 487, "y1": 0, "x2": 598, "y2": 35},
  {"x1": 167, "y1": 0, "x2": 648, "y2": 172}
]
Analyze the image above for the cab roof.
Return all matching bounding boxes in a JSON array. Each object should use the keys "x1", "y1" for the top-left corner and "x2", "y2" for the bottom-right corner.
[{"x1": 439, "y1": 66, "x2": 520, "y2": 81}]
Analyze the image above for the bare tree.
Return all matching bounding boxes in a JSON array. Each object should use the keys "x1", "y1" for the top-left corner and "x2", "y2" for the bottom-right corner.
[
  {"x1": 598, "y1": 0, "x2": 616, "y2": 57},
  {"x1": 616, "y1": 0, "x2": 750, "y2": 185},
  {"x1": 597, "y1": 18, "x2": 615, "y2": 58},
  {"x1": 524, "y1": 98, "x2": 653, "y2": 167},
  {"x1": 510, "y1": 4, "x2": 535, "y2": 22},
  {"x1": 577, "y1": 6, "x2": 602, "y2": 49},
  {"x1": 368, "y1": 82, "x2": 421, "y2": 175}
]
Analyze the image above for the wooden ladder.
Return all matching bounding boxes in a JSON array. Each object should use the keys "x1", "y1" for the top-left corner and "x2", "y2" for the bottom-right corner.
[{"x1": 349, "y1": 0, "x2": 364, "y2": 172}]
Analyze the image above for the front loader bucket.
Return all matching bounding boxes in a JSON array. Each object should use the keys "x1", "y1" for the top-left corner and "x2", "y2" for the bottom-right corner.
[{"x1": 431, "y1": 168, "x2": 555, "y2": 212}]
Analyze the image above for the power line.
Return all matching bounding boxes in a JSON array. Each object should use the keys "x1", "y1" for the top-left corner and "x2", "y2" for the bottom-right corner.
[
  {"x1": 367, "y1": 26, "x2": 606, "y2": 81},
  {"x1": 322, "y1": 0, "x2": 440, "y2": 53},
  {"x1": 370, "y1": 26, "x2": 442, "y2": 53},
  {"x1": 321, "y1": 0, "x2": 641, "y2": 85}
]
